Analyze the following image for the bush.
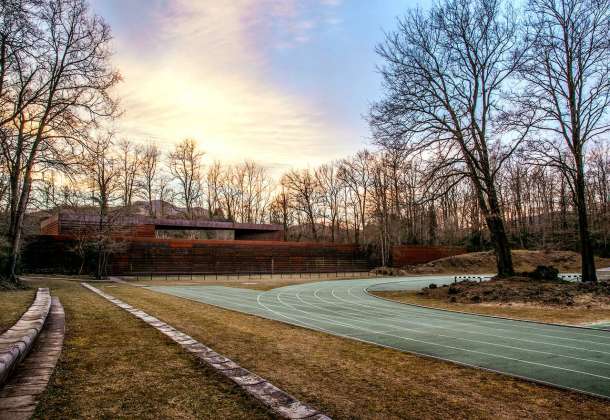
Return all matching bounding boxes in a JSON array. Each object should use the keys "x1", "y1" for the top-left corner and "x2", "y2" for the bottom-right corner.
[
  {"x1": 528, "y1": 265, "x2": 559, "y2": 281},
  {"x1": 429, "y1": 283, "x2": 437, "y2": 289}
]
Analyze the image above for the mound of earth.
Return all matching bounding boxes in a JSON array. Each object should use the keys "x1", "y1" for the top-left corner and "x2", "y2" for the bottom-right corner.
[
  {"x1": 419, "y1": 277, "x2": 610, "y2": 308},
  {"x1": 402, "y1": 250, "x2": 610, "y2": 275}
]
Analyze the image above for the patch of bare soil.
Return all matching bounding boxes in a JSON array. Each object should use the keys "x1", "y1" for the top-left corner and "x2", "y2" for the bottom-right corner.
[
  {"x1": 402, "y1": 250, "x2": 610, "y2": 275},
  {"x1": 420, "y1": 277, "x2": 610, "y2": 308}
]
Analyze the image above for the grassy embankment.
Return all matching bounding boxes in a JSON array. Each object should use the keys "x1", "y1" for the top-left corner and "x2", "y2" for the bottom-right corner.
[
  {"x1": 379, "y1": 250, "x2": 610, "y2": 325},
  {"x1": 13, "y1": 278, "x2": 274, "y2": 419}
]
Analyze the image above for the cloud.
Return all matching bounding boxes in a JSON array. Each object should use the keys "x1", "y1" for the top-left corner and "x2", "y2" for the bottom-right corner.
[{"x1": 107, "y1": 0, "x2": 349, "y2": 172}]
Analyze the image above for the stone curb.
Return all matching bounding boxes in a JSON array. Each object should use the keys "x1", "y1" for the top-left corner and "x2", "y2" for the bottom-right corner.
[
  {"x1": 82, "y1": 283, "x2": 331, "y2": 420},
  {"x1": 0, "y1": 289, "x2": 51, "y2": 387},
  {"x1": 0, "y1": 297, "x2": 66, "y2": 420}
]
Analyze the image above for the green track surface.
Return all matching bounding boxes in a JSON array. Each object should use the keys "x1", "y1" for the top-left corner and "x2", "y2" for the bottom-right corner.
[{"x1": 148, "y1": 275, "x2": 610, "y2": 399}]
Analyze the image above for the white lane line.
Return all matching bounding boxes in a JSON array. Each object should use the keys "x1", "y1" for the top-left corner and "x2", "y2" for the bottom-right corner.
[
  {"x1": 345, "y1": 285, "x2": 610, "y2": 346},
  {"x1": 356, "y1": 285, "x2": 610, "y2": 340},
  {"x1": 362, "y1": 284, "x2": 610, "y2": 341},
  {"x1": 259, "y1": 292, "x2": 610, "y2": 399},
  {"x1": 174, "y1": 284, "x2": 610, "y2": 358},
  {"x1": 360, "y1": 281, "x2": 610, "y2": 339},
  {"x1": 325, "y1": 287, "x2": 610, "y2": 356},
  {"x1": 293, "y1": 288, "x2": 610, "y2": 367},
  {"x1": 150, "y1": 288, "x2": 268, "y2": 313},
  {"x1": 264, "y1": 289, "x2": 610, "y2": 381},
  {"x1": 156, "y1": 284, "x2": 610, "y2": 356},
  {"x1": 149, "y1": 283, "x2": 610, "y2": 398},
  {"x1": 334, "y1": 285, "x2": 610, "y2": 351}
]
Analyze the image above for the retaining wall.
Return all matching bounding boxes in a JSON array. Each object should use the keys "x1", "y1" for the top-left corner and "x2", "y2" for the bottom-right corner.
[
  {"x1": 391, "y1": 245, "x2": 467, "y2": 267},
  {"x1": 0, "y1": 288, "x2": 51, "y2": 386},
  {"x1": 22, "y1": 235, "x2": 373, "y2": 275}
]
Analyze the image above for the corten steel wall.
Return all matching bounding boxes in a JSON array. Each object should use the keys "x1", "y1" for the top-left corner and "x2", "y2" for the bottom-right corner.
[
  {"x1": 22, "y1": 235, "x2": 372, "y2": 275},
  {"x1": 42, "y1": 213, "x2": 284, "y2": 241},
  {"x1": 391, "y1": 245, "x2": 467, "y2": 267},
  {"x1": 41, "y1": 214, "x2": 156, "y2": 237}
]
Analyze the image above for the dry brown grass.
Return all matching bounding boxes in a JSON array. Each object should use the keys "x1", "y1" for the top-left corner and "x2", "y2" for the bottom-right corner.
[
  {"x1": 101, "y1": 283, "x2": 610, "y2": 420},
  {"x1": 0, "y1": 288, "x2": 35, "y2": 333},
  {"x1": 403, "y1": 250, "x2": 610, "y2": 275},
  {"x1": 373, "y1": 290, "x2": 610, "y2": 326},
  {"x1": 22, "y1": 278, "x2": 275, "y2": 420},
  {"x1": 121, "y1": 272, "x2": 373, "y2": 291}
]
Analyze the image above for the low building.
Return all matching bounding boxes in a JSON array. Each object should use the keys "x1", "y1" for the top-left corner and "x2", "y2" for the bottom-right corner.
[{"x1": 40, "y1": 211, "x2": 284, "y2": 241}]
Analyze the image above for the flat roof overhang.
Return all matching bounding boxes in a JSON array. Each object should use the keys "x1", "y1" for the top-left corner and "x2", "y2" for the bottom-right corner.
[{"x1": 43, "y1": 213, "x2": 283, "y2": 233}]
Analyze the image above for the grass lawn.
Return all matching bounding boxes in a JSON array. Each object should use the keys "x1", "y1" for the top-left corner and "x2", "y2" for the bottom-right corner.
[
  {"x1": 18, "y1": 278, "x2": 275, "y2": 419},
  {"x1": 372, "y1": 290, "x2": 610, "y2": 325},
  {"x1": 122, "y1": 272, "x2": 373, "y2": 291},
  {"x1": 0, "y1": 287, "x2": 35, "y2": 333},
  {"x1": 97, "y1": 282, "x2": 610, "y2": 419}
]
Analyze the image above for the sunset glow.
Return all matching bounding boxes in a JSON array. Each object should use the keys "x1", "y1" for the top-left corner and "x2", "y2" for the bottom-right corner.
[{"x1": 91, "y1": 0, "x2": 415, "y2": 170}]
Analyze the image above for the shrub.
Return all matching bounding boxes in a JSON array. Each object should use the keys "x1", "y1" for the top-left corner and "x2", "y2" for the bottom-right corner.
[{"x1": 528, "y1": 265, "x2": 559, "y2": 281}]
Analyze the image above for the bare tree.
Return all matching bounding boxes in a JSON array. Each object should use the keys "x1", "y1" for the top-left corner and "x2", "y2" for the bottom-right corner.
[
  {"x1": 138, "y1": 143, "x2": 160, "y2": 217},
  {"x1": 236, "y1": 160, "x2": 272, "y2": 224},
  {"x1": 283, "y1": 169, "x2": 321, "y2": 240},
  {"x1": 205, "y1": 160, "x2": 223, "y2": 219},
  {"x1": 371, "y1": 0, "x2": 530, "y2": 276},
  {"x1": 0, "y1": 0, "x2": 120, "y2": 284},
  {"x1": 155, "y1": 174, "x2": 174, "y2": 218},
  {"x1": 270, "y1": 182, "x2": 292, "y2": 240},
  {"x1": 517, "y1": 0, "x2": 610, "y2": 282},
  {"x1": 338, "y1": 150, "x2": 373, "y2": 244},
  {"x1": 117, "y1": 139, "x2": 142, "y2": 208},
  {"x1": 316, "y1": 163, "x2": 341, "y2": 242},
  {"x1": 82, "y1": 131, "x2": 122, "y2": 279},
  {"x1": 168, "y1": 138, "x2": 204, "y2": 218}
]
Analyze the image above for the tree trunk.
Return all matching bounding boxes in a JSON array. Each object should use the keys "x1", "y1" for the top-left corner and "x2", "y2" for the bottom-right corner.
[
  {"x1": 4, "y1": 169, "x2": 33, "y2": 285},
  {"x1": 477, "y1": 180, "x2": 514, "y2": 277},
  {"x1": 5, "y1": 229, "x2": 22, "y2": 285},
  {"x1": 485, "y1": 212, "x2": 514, "y2": 277},
  {"x1": 574, "y1": 163, "x2": 597, "y2": 282}
]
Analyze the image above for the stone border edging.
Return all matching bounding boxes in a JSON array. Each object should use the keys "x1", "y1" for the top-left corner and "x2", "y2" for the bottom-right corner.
[
  {"x1": 81, "y1": 282, "x2": 331, "y2": 420},
  {"x1": 0, "y1": 296, "x2": 65, "y2": 419},
  {"x1": 0, "y1": 288, "x2": 51, "y2": 387}
]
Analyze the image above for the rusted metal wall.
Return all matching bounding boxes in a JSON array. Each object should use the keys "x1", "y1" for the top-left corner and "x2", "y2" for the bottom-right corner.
[
  {"x1": 41, "y1": 212, "x2": 284, "y2": 241},
  {"x1": 22, "y1": 235, "x2": 372, "y2": 275},
  {"x1": 391, "y1": 245, "x2": 467, "y2": 267}
]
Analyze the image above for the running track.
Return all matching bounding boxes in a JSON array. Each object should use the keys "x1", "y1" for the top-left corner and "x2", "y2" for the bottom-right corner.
[{"x1": 148, "y1": 275, "x2": 610, "y2": 399}]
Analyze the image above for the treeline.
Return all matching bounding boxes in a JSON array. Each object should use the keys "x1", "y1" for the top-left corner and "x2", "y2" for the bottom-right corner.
[
  {"x1": 0, "y1": 0, "x2": 609, "y2": 284},
  {"x1": 25, "y1": 136, "x2": 609, "y2": 260}
]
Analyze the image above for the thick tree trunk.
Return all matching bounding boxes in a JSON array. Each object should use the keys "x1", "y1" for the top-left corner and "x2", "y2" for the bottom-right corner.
[
  {"x1": 5, "y1": 230, "x2": 22, "y2": 285},
  {"x1": 485, "y1": 212, "x2": 514, "y2": 277},
  {"x1": 574, "y1": 165, "x2": 597, "y2": 283},
  {"x1": 477, "y1": 180, "x2": 514, "y2": 277},
  {"x1": 4, "y1": 170, "x2": 32, "y2": 285}
]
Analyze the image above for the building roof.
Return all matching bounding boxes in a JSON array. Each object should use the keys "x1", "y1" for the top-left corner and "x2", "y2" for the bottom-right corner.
[{"x1": 41, "y1": 212, "x2": 283, "y2": 232}]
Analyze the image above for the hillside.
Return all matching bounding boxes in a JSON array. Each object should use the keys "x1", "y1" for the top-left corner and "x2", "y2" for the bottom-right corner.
[{"x1": 402, "y1": 250, "x2": 610, "y2": 275}]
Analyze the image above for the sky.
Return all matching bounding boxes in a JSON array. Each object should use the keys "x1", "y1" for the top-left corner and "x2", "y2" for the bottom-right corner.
[{"x1": 90, "y1": 0, "x2": 427, "y2": 172}]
